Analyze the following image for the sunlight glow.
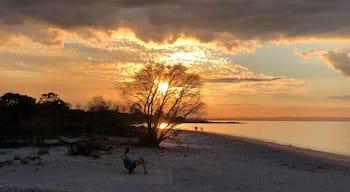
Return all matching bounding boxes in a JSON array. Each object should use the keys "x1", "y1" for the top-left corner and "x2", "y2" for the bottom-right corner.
[
  {"x1": 168, "y1": 52, "x2": 198, "y2": 64},
  {"x1": 165, "y1": 48, "x2": 208, "y2": 66},
  {"x1": 158, "y1": 81, "x2": 169, "y2": 93},
  {"x1": 159, "y1": 122, "x2": 168, "y2": 129}
]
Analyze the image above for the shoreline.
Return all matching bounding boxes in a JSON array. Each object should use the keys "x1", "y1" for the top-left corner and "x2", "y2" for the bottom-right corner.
[
  {"x1": 1, "y1": 130, "x2": 350, "y2": 191},
  {"x1": 202, "y1": 131, "x2": 350, "y2": 168}
]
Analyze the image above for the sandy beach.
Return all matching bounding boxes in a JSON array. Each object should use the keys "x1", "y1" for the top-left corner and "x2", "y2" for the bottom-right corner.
[{"x1": 1, "y1": 131, "x2": 350, "y2": 192}]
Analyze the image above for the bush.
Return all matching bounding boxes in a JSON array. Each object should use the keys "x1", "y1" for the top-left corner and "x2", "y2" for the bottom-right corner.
[{"x1": 68, "y1": 138, "x2": 111, "y2": 158}]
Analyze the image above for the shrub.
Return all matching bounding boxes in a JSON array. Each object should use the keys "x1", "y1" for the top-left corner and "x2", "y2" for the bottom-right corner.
[{"x1": 68, "y1": 138, "x2": 110, "y2": 158}]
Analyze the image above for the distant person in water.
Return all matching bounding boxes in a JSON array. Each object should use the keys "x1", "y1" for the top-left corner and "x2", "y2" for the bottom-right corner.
[{"x1": 123, "y1": 148, "x2": 148, "y2": 174}]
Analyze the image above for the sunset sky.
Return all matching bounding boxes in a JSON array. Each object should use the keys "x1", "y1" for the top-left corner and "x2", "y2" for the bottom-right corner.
[{"x1": 1, "y1": 0, "x2": 350, "y2": 118}]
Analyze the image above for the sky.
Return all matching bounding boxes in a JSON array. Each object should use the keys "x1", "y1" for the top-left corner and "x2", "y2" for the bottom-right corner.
[{"x1": 1, "y1": 0, "x2": 350, "y2": 119}]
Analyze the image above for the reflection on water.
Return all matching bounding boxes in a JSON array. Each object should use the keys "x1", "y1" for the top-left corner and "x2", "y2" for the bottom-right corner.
[{"x1": 177, "y1": 121, "x2": 350, "y2": 156}]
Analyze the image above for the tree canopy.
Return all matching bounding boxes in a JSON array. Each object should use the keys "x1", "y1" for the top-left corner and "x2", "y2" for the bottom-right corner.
[
  {"x1": 0, "y1": 92, "x2": 36, "y2": 121},
  {"x1": 87, "y1": 96, "x2": 113, "y2": 112},
  {"x1": 123, "y1": 62, "x2": 203, "y2": 146},
  {"x1": 38, "y1": 92, "x2": 70, "y2": 111}
]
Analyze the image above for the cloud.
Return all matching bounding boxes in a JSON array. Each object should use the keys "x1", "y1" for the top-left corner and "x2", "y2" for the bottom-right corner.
[
  {"x1": 205, "y1": 77, "x2": 281, "y2": 83},
  {"x1": 0, "y1": 24, "x2": 66, "y2": 49},
  {"x1": 294, "y1": 48, "x2": 314, "y2": 59},
  {"x1": 295, "y1": 48, "x2": 350, "y2": 77},
  {"x1": 204, "y1": 77, "x2": 306, "y2": 96},
  {"x1": 0, "y1": 8, "x2": 308, "y2": 98},
  {"x1": 322, "y1": 49, "x2": 350, "y2": 77},
  {"x1": 215, "y1": 103, "x2": 259, "y2": 106},
  {"x1": 1, "y1": 0, "x2": 350, "y2": 51},
  {"x1": 201, "y1": 60, "x2": 306, "y2": 96},
  {"x1": 329, "y1": 95, "x2": 350, "y2": 101},
  {"x1": 1, "y1": 33, "x2": 306, "y2": 97}
]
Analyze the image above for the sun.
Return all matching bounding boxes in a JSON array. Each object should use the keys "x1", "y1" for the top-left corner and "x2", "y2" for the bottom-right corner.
[
  {"x1": 159, "y1": 122, "x2": 168, "y2": 129},
  {"x1": 158, "y1": 81, "x2": 169, "y2": 93}
]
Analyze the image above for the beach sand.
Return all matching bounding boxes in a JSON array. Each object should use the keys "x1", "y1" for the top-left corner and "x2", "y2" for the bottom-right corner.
[{"x1": 1, "y1": 131, "x2": 350, "y2": 192}]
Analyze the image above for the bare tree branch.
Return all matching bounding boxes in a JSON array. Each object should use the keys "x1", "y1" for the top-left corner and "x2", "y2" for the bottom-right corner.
[{"x1": 121, "y1": 62, "x2": 203, "y2": 146}]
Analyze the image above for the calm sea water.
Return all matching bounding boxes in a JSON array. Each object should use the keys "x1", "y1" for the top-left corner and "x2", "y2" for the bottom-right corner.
[{"x1": 177, "y1": 121, "x2": 350, "y2": 156}]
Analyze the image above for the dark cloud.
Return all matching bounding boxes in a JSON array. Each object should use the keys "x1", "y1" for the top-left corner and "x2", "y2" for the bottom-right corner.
[
  {"x1": 296, "y1": 48, "x2": 350, "y2": 77},
  {"x1": 323, "y1": 50, "x2": 350, "y2": 77},
  {"x1": 0, "y1": 1, "x2": 122, "y2": 28},
  {"x1": 205, "y1": 77, "x2": 281, "y2": 83},
  {"x1": 1, "y1": 0, "x2": 350, "y2": 48}
]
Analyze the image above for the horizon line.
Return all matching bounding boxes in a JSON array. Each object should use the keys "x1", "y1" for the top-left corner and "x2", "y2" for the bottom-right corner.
[{"x1": 203, "y1": 116, "x2": 350, "y2": 121}]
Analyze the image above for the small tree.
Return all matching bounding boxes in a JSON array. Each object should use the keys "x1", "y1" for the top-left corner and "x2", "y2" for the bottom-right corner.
[
  {"x1": 87, "y1": 96, "x2": 115, "y2": 112},
  {"x1": 122, "y1": 62, "x2": 203, "y2": 146},
  {"x1": 129, "y1": 103, "x2": 142, "y2": 115},
  {"x1": 38, "y1": 92, "x2": 70, "y2": 111}
]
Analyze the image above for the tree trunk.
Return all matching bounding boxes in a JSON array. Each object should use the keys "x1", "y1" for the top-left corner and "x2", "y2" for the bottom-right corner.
[{"x1": 143, "y1": 125, "x2": 159, "y2": 146}]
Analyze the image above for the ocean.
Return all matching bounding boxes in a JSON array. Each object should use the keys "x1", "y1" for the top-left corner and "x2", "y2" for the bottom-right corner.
[{"x1": 178, "y1": 121, "x2": 350, "y2": 157}]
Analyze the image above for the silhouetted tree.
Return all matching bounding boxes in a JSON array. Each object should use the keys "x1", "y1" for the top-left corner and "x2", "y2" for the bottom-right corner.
[
  {"x1": 0, "y1": 92, "x2": 36, "y2": 121},
  {"x1": 87, "y1": 96, "x2": 115, "y2": 112},
  {"x1": 38, "y1": 92, "x2": 70, "y2": 111},
  {"x1": 128, "y1": 103, "x2": 144, "y2": 123},
  {"x1": 122, "y1": 62, "x2": 203, "y2": 146},
  {"x1": 129, "y1": 103, "x2": 142, "y2": 114},
  {"x1": 0, "y1": 92, "x2": 36, "y2": 138},
  {"x1": 0, "y1": 92, "x2": 134, "y2": 140}
]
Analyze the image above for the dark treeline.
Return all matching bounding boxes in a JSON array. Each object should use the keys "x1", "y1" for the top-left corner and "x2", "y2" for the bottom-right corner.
[{"x1": 0, "y1": 92, "x2": 144, "y2": 143}]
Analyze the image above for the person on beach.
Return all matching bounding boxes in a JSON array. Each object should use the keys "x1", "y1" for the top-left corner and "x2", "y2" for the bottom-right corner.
[{"x1": 123, "y1": 148, "x2": 148, "y2": 174}]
